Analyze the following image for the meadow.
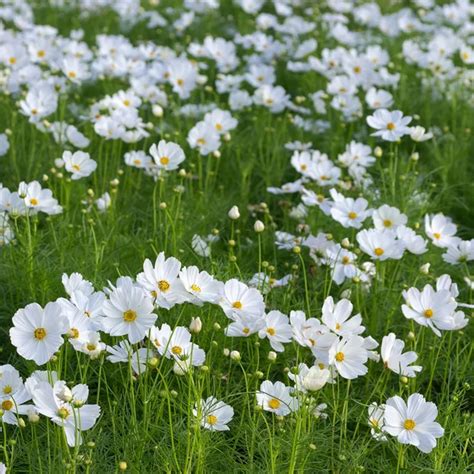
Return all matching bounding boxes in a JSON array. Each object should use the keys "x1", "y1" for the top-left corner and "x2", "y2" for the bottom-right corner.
[{"x1": 0, "y1": 0, "x2": 473, "y2": 472}]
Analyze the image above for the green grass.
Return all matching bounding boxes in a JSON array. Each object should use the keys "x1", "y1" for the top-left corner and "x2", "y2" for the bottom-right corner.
[{"x1": 0, "y1": 1, "x2": 473, "y2": 473}]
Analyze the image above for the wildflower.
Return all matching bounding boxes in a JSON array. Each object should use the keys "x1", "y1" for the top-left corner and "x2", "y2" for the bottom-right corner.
[
  {"x1": 321, "y1": 297, "x2": 365, "y2": 337},
  {"x1": 329, "y1": 189, "x2": 371, "y2": 229},
  {"x1": 137, "y1": 253, "x2": 188, "y2": 309},
  {"x1": 10, "y1": 302, "x2": 67, "y2": 365},
  {"x1": 62, "y1": 151, "x2": 97, "y2": 180},
  {"x1": 328, "y1": 336, "x2": 369, "y2": 380},
  {"x1": 102, "y1": 282, "x2": 156, "y2": 344},
  {"x1": 402, "y1": 284, "x2": 457, "y2": 336},
  {"x1": 410, "y1": 126, "x2": 433, "y2": 142},
  {"x1": 194, "y1": 397, "x2": 234, "y2": 431},
  {"x1": 228, "y1": 205, "x2": 240, "y2": 220},
  {"x1": 381, "y1": 333, "x2": 422, "y2": 377},
  {"x1": 179, "y1": 266, "x2": 222, "y2": 305},
  {"x1": 372, "y1": 205, "x2": 407, "y2": 230},
  {"x1": 368, "y1": 403, "x2": 387, "y2": 441},
  {"x1": 32, "y1": 380, "x2": 100, "y2": 447},
  {"x1": 424, "y1": 213, "x2": 459, "y2": 248},
  {"x1": 256, "y1": 381, "x2": 299, "y2": 416},
  {"x1": 366, "y1": 109, "x2": 412, "y2": 141},
  {"x1": 258, "y1": 310, "x2": 292, "y2": 352},
  {"x1": 149, "y1": 140, "x2": 185, "y2": 171},
  {"x1": 383, "y1": 393, "x2": 444, "y2": 453},
  {"x1": 219, "y1": 279, "x2": 265, "y2": 321},
  {"x1": 356, "y1": 229, "x2": 404, "y2": 260}
]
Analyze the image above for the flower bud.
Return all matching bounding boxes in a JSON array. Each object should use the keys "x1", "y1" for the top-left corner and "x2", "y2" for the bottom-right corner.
[
  {"x1": 152, "y1": 105, "x2": 163, "y2": 117},
  {"x1": 119, "y1": 461, "x2": 127, "y2": 471},
  {"x1": 419, "y1": 263, "x2": 430, "y2": 274},
  {"x1": 189, "y1": 317, "x2": 202, "y2": 334},
  {"x1": 228, "y1": 205, "x2": 240, "y2": 220},
  {"x1": 268, "y1": 351, "x2": 277, "y2": 362},
  {"x1": 254, "y1": 220, "x2": 265, "y2": 233},
  {"x1": 374, "y1": 146, "x2": 383, "y2": 158},
  {"x1": 230, "y1": 350, "x2": 241, "y2": 361}
]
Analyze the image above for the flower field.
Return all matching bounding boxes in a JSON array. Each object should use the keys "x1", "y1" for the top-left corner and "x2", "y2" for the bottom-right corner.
[{"x1": 0, "y1": 0, "x2": 473, "y2": 472}]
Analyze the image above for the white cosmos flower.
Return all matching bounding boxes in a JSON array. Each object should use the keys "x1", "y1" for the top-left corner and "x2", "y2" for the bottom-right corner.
[
  {"x1": 0, "y1": 365, "x2": 32, "y2": 425},
  {"x1": 366, "y1": 109, "x2": 412, "y2": 142},
  {"x1": 62, "y1": 150, "x2": 97, "y2": 180},
  {"x1": 368, "y1": 403, "x2": 387, "y2": 441},
  {"x1": 137, "y1": 252, "x2": 188, "y2": 309},
  {"x1": 356, "y1": 228, "x2": 405, "y2": 260},
  {"x1": 149, "y1": 140, "x2": 185, "y2": 171},
  {"x1": 219, "y1": 279, "x2": 265, "y2": 321},
  {"x1": 410, "y1": 126, "x2": 433, "y2": 142},
  {"x1": 329, "y1": 189, "x2": 371, "y2": 229},
  {"x1": 326, "y1": 245, "x2": 358, "y2": 285},
  {"x1": 10, "y1": 302, "x2": 67, "y2": 365},
  {"x1": 193, "y1": 396, "x2": 234, "y2": 431},
  {"x1": 328, "y1": 335, "x2": 369, "y2": 380},
  {"x1": 256, "y1": 380, "x2": 299, "y2": 416},
  {"x1": 179, "y1": 266, "x2": 222, "y2": 304},
  {"x1": 258, "y1": 310, "x2": 292, "y2": 352},
  {"x1": 106, "y1": 341, "x2": 151, "y2": 375},
  {"x1": 381, "y1": 333, "x2": 422, "y2": 377},
  {"x1": 32, "y1": 380, "x2": 100, "y2": 447},
  {"x1": 383, "y1": 393, "x2": 444, "y2": 453},
  {"x1": 322, "y1": 296, "x2": 365, "y2": 337},
  {"x1": 102, "y1": 283, "x2": 156, "y2": 344},
  {"x1": 442, "y1": 239, "x2": 474, "y2": 265},
  {"x1": 396, "y1": 226, "x2": 428, "y2": 255},
  {"x1": 401, "y1": 284, "x2": 457, "y2": 336},
  {"x1": 424, "y1": 213, "x2": 460, "y2": 248},
  {"x1": 372, "y1": 205, "x2": 407, "y2": 230}
]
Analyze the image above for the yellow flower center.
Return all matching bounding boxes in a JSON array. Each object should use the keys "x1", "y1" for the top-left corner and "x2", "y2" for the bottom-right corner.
[
  {"x1": 30, "y1": 198, "x2": 39, "y2": 206},
  {"x1": 268, "y1": 398, "x2": 281, "y2": 410},
  {"x1": 123, "y1": 99, "x2": 130, "y2": 106},
  {"x1": 353, "y1": 66, "x2": 361, "y2": 73},
  {"x1": 1, "y1": 400, "x2": 13, "y2": 411},
  {"x1": 123, "y1": 310, "x2": 137, "y2": 322},
  {"x1": 374, "y1": 247, "x2": 384, "y2": 256},
  {"x1": 72, "y1": 164, "x2": 81, "y2": 171},
  {"x1": 197, "y1": 138, "x2": 206, "y2": 145},
  {"x1": 301, "y1": 164, "x2": 307, "y2": 171},
  {"x1": 158, "y1": 280, "x2": 170, "y2": 291},
  {"x1": 37, "y1": 50, "x2": 45, "y2": 58},
  {"x1": 69, "y1": 328, "x2": 79, "y2": 339},
  {"x1": 386, "y1": 122, "x2": 396, "y2": 130},
  {"x1": 3, "y1": 386, "x2": 12, "y2": 395},
  {"x1": 160, "y1": 156, "x2": 170, "y2": 165},
  {"x1": 177, "y1": 78, "x2": 184, "y2": 86},
  {"x1": 335, "y1": 323, "x2": 341, "y2": 330},
  {"x1": 34, "y1": 327, "x2": 47, "y2": 340},
  {"x1": 403, "y1": 419, "x2": 416, "y2": 430},
  {"x1": 68, "y1": 71, "x2": 77, "y2": 79},
  {"x1": 242, "y1": 327, "x2": 250, "y2": 335},
  {"x1": 191, "y1": 284, "x2": 201, "y2": 292},
  {"x1": 171, "y1": 346, "x2": 182, "y2": 355},
  {"x1": 266, "y1": 327, "x2": 276, "y2": 336},
  {"x1": 383, "y1": 219, "x2": 392, "y2": 228},
  {"x1": 424, "y1": 309, "x2": 433, "y2": 318},
  {"x1": 9, "y1": 57, "x2": 16, "y2": 64},
  {"x1": 57, "y1": 407, "x2": 70, "y2": 419},
  {"x1": 342, "y1": 256, "x2": 350, "y2": 265},
  {"x1": 232, "y1": 301, "x2": 242, "y2": 309},
  {"x1": 215, "y1": 123, "x2": 223, "y2": 131},
  {"x1": 433, "y1": 232, "x2": 441, "y2": 239},
  {"x1": 207, "y1": 414, "x2": 217, "y2": 425},
  {"x1": 348, "y1": 211, "x2": 358, "y2": 219},
  {"x1": 86, "y1": 343, "x2": 97, "y2": 351},
  {"x1": 335, "y1": 351, "x2": 345, "y2": 362}
]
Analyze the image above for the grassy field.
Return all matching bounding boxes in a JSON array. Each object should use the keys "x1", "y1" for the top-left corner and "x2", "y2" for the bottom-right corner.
[{"x1": 0, "y1": 0, "x2": 473, "y2": 472}]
